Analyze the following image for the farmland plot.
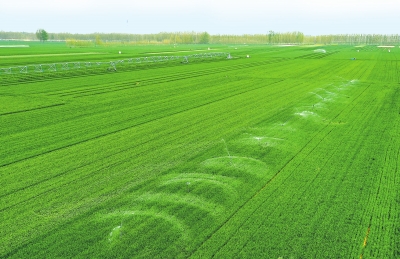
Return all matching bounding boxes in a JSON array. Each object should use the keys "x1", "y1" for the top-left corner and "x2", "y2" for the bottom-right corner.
[{"x1": 0, "y1": 44, "x2": 399, "y2": 258}]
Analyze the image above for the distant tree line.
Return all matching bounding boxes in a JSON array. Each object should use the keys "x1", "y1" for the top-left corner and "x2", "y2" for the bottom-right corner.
[
  {"x1": 303, "y1": 34, "x2": 400, "y2": 45},
  {"x1": 1, "y1": 30, "x2": 399, "y2": 45}
]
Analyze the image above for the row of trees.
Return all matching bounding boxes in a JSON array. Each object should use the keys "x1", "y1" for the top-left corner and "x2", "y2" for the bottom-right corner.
[
  {"x1": 1, "y1": 30, "x2": 212, "y2": 44},
  {"x1": 303, "y1": 34, "x2": 400, "y2": 45},
  {"x1": 1, "y1": 30, "x2": 399, "y2": 45}
]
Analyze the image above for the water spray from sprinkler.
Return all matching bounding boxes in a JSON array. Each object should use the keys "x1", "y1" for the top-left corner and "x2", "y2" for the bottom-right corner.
[{"x1": 221, "y1": 139, "x2": 233, "y2": 165}]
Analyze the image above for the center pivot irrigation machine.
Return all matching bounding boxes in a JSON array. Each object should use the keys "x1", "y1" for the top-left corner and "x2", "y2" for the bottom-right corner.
[{"x1": 0, "y1": 52, "x2": 232, "y2": 76}]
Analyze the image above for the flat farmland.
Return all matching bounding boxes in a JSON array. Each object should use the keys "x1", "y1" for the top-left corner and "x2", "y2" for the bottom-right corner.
[{"x1": 1, "y1": 43, "x2": 399, "y2": 258}]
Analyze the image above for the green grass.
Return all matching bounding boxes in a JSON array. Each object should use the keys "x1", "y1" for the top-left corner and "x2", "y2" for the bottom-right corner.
[{"x1": 1, "y1": 42, "x2": 399, "y2": 258}]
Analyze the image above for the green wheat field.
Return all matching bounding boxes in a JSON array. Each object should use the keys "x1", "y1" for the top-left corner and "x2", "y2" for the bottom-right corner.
[{"x1": 1, "y1": 42, "x2": 399, "y2": 258}]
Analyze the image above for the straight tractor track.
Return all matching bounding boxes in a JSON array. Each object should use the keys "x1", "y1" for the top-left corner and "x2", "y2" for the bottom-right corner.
[{"x1": 0, "y1": 103, "x2": 65, "y2": 117}]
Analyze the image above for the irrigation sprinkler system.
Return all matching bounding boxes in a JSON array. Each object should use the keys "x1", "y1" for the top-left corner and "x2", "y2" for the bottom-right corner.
[{"x1": 0, "y1": 52, "x2": 231, "y2": 76}]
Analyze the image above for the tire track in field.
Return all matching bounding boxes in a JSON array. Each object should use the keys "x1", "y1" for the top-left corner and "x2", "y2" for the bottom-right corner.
[
  {"x1": 190, "y1": 82, "x2": 372, "y2": 258},
  {"x1": 0, "y1": 103, "x2": 65, "y2": 117}
]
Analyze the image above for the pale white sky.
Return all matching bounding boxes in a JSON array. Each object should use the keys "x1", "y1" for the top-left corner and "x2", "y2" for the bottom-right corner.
[{"x1": 1, "y1": 0, "x2": 399, "y2": 35}]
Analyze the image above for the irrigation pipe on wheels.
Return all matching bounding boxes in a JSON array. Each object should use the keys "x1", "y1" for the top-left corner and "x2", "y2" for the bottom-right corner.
[{"x1": 0, "y1": 52, "x2": 232, "y2": 76}]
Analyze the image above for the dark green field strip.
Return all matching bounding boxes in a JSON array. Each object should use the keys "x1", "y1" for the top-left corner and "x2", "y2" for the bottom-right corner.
[{"x1": 0, "y1": 77, "x2": 324, "y2": 257}]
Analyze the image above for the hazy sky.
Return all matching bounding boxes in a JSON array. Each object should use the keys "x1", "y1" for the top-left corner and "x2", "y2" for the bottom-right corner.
[{"x1": 1, "y1": 0, "x2": 399, "y2": 35}]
